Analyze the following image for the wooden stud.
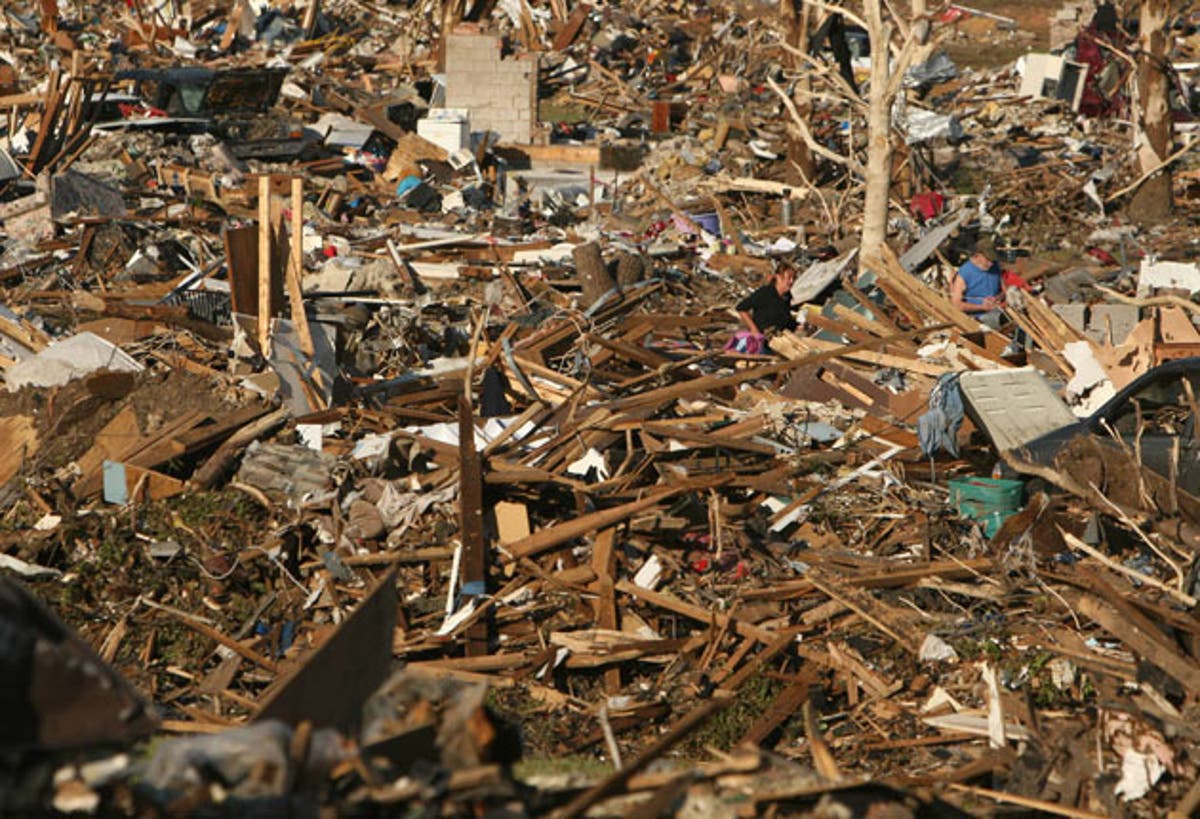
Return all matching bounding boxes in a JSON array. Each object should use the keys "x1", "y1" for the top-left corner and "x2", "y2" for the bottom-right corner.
[
  {"x1": 257, "y1": 174, "x2": 272, "y2": 357},
  {"x1": 459, "y1": 395, "x2": 488, "y2": 657},
  {"x1": 286, "y1": 177, "x2": 315, "y2": 358}
]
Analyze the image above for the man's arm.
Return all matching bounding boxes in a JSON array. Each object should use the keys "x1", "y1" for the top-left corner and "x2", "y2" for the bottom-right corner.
[{"x1": 950, "y1": 272, "x2": 1000, "y2": 313}]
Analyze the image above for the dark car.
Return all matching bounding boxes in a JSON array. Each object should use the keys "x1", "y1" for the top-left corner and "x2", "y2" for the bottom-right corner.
[
  {"x1": 1006, "y1": 357, "x2": 1200, "y2": 493},
  {"x1": 89, "y1": 67, "x2": 316, "y2": 160}
]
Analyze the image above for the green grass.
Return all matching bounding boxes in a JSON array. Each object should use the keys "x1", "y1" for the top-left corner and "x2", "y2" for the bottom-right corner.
[{"x1": 513, "y1": 755, "x2": 614, "y2": 782}]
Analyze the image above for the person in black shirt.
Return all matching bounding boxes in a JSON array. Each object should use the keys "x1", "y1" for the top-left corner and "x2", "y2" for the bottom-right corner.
[{"x1": 736, "y1": 266, "x2": 797, "y2": 336}]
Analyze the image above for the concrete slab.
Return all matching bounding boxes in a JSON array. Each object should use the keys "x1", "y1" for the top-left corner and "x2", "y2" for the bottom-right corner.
[
  {"x1": 1087, "y1": 303, "x2": 1139, "y2": 346},
  {"x1": 1051, "y1": 303, "x2": 1087, "y2": 333}
]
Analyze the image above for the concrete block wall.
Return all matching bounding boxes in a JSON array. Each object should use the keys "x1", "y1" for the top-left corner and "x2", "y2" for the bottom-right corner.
[
  {"x1": 1087, "y1": 304, "x2": 1139, "y2": 347},
  {"x1": 1049, "y1": 2, "x2": 1088, "y2": 51},
  {"x1": 444, "y1": 33, "x2": 537, "y2": 145}
]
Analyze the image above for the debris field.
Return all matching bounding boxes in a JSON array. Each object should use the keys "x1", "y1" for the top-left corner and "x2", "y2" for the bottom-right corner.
[{"x1": 5, "y1": 0, "x2": 1200, "y2": 816}]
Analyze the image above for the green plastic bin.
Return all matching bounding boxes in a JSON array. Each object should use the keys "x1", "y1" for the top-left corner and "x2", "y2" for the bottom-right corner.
[{"x1": 947, "y1": 477, "x2": 1024, "y2": 538}]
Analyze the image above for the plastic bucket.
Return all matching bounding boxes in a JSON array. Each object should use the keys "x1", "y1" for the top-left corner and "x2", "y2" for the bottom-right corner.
[{"x1": 948, "y1": 477, "x2": 1023, "y2": 538}]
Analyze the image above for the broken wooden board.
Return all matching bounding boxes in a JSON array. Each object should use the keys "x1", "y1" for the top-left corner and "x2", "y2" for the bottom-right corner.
[
  {"x1": 256, "y1": 570, "x2": 398, "y2": 731},
  {"x1": 0, "y1": 415, "x2": 38, "y2": 486}
]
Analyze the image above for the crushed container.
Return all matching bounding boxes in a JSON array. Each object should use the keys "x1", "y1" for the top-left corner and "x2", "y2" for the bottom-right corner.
[{"x1": 947, "y1": 477, "x2": 1024, "y2": 538}]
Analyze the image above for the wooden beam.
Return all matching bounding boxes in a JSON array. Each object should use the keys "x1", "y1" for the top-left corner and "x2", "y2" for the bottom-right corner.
[
  {"x1": 616, "y1": 580, "x2": 776, "y2": 645},
  {"x1": 739, "y1": 680, "x2": 810, "y2": 746},
  {"x1": 552, "y1": 696, "x2": 733, "y2": 819},
  {"x1": 591, "y1": 528, "x2": 621, "y2": 694},
  {"x1": 1077, "y1": 594, "x2": 1200, "y2": 694},
  {"x1": 501, "y1": 481, "x2": 719, "y2": 562},
  {"x1": 459, "y1": 395, "x2": 488, "y2": 656},
  {"x1": 257, "y1": 175, "x2": 272, "y2": 356},
  {"x1": 286, "y1": 177, "x2": 315, "y2": 358}
]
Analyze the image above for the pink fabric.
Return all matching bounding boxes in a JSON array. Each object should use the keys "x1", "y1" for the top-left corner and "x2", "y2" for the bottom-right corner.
[{"x1": 725, "y1": 331, "x2": 766, "y2": 355}]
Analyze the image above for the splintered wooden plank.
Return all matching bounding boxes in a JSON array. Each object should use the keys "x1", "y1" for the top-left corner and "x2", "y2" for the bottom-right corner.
[
  {"x1": 585, "y1": 332, "x2": 671, "y2": 370},
  {"x1": 286, "y1": 177, "x2": 315, "y2": 358},
  {"x1": 552, "y1": 1, "x2": 591, "y2": 50},
  {"x1": 502, "y1": 482, "x2": 707, "y2": 562},
  {"x1": 26, "y1": 68, "x2": 61, "y2": 172},
  {"x1": 73, "y1": 406, "x2": 141, "y2": 482},
  {"x1": 616, "y1": 580, "x2": 777, "y2": 645},
  {"x1": 739, "y1": 679, "x2": 811, "y2": 746},
  {"x1": 657, "y1": 428, "x2": 778, "y2": 455},
  {"x1": 256, "y1": 570, "x2": 397, "y2": 730},
  {"x1": 107, "y1": 462, "x2": 186, "y2": 502},
  {"x1": 867, "y1": 244, "x2": 977, "y2": 332},
  {"x1": 73, "y1": 408, "x2": 208, "y2": 498},
  {"x1": 1024, "y1": 291, "x2": 1089, "y2": 348},
  {"x1": 257, "y1": 175, "x2": 272, "y2": 354},
  {"x1": 803, "y1": 700, "x2": 842, "y2": 780},
  {"x1": 843, "y1": 278, "x2": 902, "y2": 333},
  {"x1": 871, "y1": 275, "x2": 932, "y2": 328},
  {"x1": 554, "y1": 696, "x2": 733, "y2": 819},
  {"x1": 741, "y1": 558, "x2": 998, "y2": 603},
  {"x1": 174, "y1": 403, "x2": 273, "y2": 451},
  {"x1": 0, "y1": 315, "x2": 49, "y2": 352},
  {"x1": 772, "y1": 331, "x2": 949, "y2": 377},
  {"x1": 826, "y1": 642, "x2": 902, "y2": 699},
  {"x1": 1006, "y1": 308, "x2": 1072, "y2": 376},
  {"x1": 831, "y1": 302, "x2": 904, "y2": 338},
  {"x1": 802, "y1": 311, "x2": 880, "y2": 345},
  {"x1": 549, "y1": 630, "x2": 687, "y2": 667},
  {"x1": 458, "y1": 396, "x2": 488, "y2": 657},
  {"x1": 1077, "y1": 594, "x2": 1200, "y2": 694},
  {"x1": 591, "y1": 528, "x2": 621, "y2": 693},
  {"x1": 0, "y1": 415, "x2": 38, "y2": 485},
  {"x1": 608, "y1": 323, "x2": 952, "y2": 413},
  {"x1": 806, "y1": 568, "x2": 922, "y2": 655}
]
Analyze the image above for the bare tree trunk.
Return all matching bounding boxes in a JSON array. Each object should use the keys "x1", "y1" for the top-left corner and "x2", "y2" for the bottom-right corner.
[
  {"x1": 860, "y1": 0, "x2": 893, "y2": 262},
  {"x1": 1129, "y1": 0, "x2": 1173, "y2": 220},
  {"x1": 614, "y1": 250, "x2": 645, "y2": 289},
  {"x1": 783, "y1": 0, "x2": 815, "y2": 182},
  {"x1": 910, "y1": 0, "x2": 933, "y2": 62}
]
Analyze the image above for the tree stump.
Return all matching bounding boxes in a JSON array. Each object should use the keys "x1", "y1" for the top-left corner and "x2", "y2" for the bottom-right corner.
[
  {"x1": 614, "y1": 251, "x2": 646, "y2": 289},
  {"x1": 573, "y1": 241, "x2": 615, "y2": 308}
]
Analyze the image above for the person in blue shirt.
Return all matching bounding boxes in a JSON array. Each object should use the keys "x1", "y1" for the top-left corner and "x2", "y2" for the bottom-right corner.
[{"x1": 950, "y1": 238, "x2": 1004, "y2": 327}]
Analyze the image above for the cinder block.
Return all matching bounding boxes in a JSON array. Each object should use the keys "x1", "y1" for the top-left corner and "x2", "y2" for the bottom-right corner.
[
  {"x1": 1087, "y1": 304, "x2": 1139, "y2": 346},
  {"x1": 1051, "y1": 303, "x2": 1087, "y2": 333}
]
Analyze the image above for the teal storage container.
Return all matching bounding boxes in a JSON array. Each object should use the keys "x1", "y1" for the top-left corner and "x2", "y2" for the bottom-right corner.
[{"x1": 947, "y1": 477, "x2": 1024, "y2": 538}]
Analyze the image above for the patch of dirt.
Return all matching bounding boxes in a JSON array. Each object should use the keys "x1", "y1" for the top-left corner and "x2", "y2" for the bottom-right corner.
[
  {"x1": 940, "y1": 0, "x2": 1053, "y2": 70},
  {"x1": 0, "y1": 368, "x2": 246, "y2": 477}
]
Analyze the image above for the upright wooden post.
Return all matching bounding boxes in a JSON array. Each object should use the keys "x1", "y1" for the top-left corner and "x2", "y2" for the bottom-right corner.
[
  {"x1": 302, "y1": 0, "x2": 320, "y2": 38},
  {"x1": 286, "y1": 177, "x2": 315, "y2": 358},
  {"x1": 258, "y1": 175, "x2": 272, "y2": 356},
  {"x1": 458, "y1": 395, "x2": 488, "y2": 656},
  {"x1": 591, "y1": 528, "x2": 621, "y2": 694}
]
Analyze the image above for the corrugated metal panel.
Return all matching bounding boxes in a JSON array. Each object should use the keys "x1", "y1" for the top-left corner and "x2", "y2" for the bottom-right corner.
[{"x1": 960, "y1": 367, "x2": 1076, "y2": 451}]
